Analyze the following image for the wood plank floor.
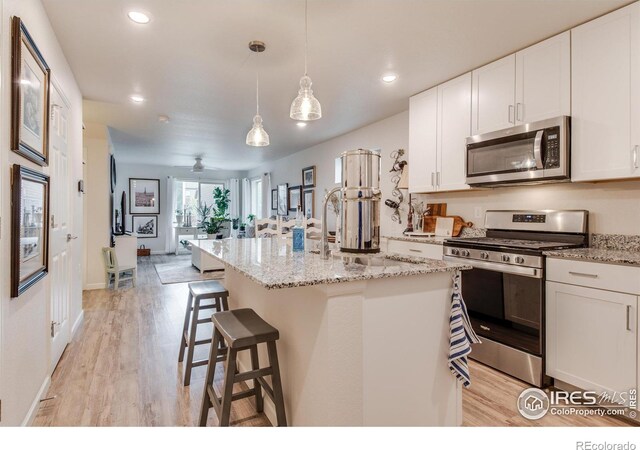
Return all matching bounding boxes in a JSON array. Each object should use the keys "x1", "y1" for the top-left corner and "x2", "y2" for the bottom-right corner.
[{"x1": 33, "y1": 255, "x2": 632, "y2": 426}]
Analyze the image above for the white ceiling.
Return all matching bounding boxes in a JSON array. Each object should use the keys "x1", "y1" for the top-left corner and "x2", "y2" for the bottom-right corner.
[{"x1": 43, "y1": 0, "x2": 631, "y2": 170}]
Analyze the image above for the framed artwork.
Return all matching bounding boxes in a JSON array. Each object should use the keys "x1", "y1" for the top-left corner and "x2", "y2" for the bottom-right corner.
[
  {"x1": 132, "y1": 215, "x2": 158, "y2": 238},
  {"x1": 277, "y1": 183, "x2": 288, "y2": 216},
  {"x1": 110, "y1": 154, "x2": 117, "y2": 194},
  {"x1": 11, "y1": 165, "x2": 50, "y2": 297},
  {"x1": 271, "y1": 189, "x2": 278, "y2": 211},
  {"x1": 303, "y1": 189, "x2": 315, "y2": 219},
  {"x1": 302, "y1": 165, "x2": 316, "y2": 188},
  {"x1": 11, "y1": 17, "x2": 51, "y2": 166},
  {"x1": 129, "y1": 178, "x2": 160, "y2": 214},
  {"x1": 288, "y1": 185, "x2": 302, "y2": 212}
]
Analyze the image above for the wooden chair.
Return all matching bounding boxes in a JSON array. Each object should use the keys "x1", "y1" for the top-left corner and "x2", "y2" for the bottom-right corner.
[
  {"x1": 305, "y1": 218, "x2": 322, "y2": 238},
  {"x1": 279, "y1": 217, "x2": 294, "y2": 238},
  {"x1": 256, "y1": 217, "x2": 280, "y2": 238},
  {"x1": 102, "y1": 247, "x2": 136, "y2": 289}
]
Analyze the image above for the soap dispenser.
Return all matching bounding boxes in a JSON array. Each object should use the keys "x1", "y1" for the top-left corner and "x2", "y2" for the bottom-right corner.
[{"x1": 292, "y1": 205, "x2": 305, "y2": 252}]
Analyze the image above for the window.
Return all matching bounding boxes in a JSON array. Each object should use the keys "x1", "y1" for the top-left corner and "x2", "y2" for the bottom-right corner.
[
  {"x1": 250, "y1": 178, "x2": 262, "y2": 219},
  {"x1": 175, "y1": 180, "x2": 225, "y2": 224}
]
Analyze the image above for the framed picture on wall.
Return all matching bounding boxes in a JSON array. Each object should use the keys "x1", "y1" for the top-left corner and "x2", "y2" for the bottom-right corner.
[
  {"x1": 11, "y1": 165, "x2": 50, "y2": 297},
  {"x1": 271, "y1": 189, "x2": 278, "y2": 211},
  {"x1": 303, "y1": 189, "x2": 314, "y2": 219},
  {"x1": 302, "y1": 165, "x2": 316, "y2": 188},
  {"x1": 277, "y1": 183, "x2": 288, "y2": 216},
  {"x1": 132, "y1": 215, "x2": 158, "y2": 238},
  {"x1": 129, "y1": 178, "x2": 160, "y2": 215},
  {"x1": 288, "y1": 185, "x2": 302, "y2": 212},
  {"x1": 11, "y1": 17, "x2": 51, "y2": 166}
]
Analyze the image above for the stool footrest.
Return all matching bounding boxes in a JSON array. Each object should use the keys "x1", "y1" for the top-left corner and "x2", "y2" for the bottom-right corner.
[
  {"x1": 191, "y1": 359, "x2": 209, "y2": 368},
  {"x1": 256, "y1": 376, "x2": 275, "y2": 403},
  {"x1": 194, "y1": 338, "x2": 212, "y2": 346},
  {"x1": 196, "y1": 318, "x2": 212, "y2": 324},
  {"x1": 233, "y1": 367, "x2": 273, "y2": 383}
]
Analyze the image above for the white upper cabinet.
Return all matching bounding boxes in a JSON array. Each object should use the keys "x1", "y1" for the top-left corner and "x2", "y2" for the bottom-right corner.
[
  {"x1": 438, "y1": 73, "x2": 472, "y2": 192},
  {"x1": 515, "y1": 31, "x2": 570, "y2": 124},
  {"x1": 408, "y1": 87, "x2": 438, "y2": 193},
  {"x1": 471, "y1": 54, "x2": 516, "y2": 135},
  {"x1": 571, "y1": 2, "x2": 640, "y2": 182}
]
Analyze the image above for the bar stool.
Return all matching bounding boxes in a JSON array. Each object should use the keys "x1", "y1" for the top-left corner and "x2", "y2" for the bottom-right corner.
[
  {"x1": 199, "y1": 308, "x2": 287, "y2": 427},
  {"x1": 178, "y1": 280, "x2": 229, "y2": 386}
]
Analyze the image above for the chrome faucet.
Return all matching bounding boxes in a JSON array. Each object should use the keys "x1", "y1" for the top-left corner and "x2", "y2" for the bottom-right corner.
[{"x1": 321, "y1": 187, "x2": 341, "y2": 260}]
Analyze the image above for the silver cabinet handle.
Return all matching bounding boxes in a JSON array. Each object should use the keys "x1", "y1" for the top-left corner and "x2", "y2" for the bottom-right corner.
[
  {"x1": 408, "y1": 249, "x2": 422, "y2": 253},
  {"x1": 533, "y1": 130, "x2": 544, "y2": 169},
  {"x1": 431, "y1": 172, "x2": 435, "y2": 189},
  {"x1": 436, "y1": 171, "x2": 441, "y2": 187},
  {"x1": 67, "y1": 234, "x2": 78, "y2": 242},
  {"x1": 633, "y1": 145, "x2": 639, "y2": 169},
  {"x1": 568, "y1": 271, "x2": 599, "y2": 278},
  {"x1": 508, "y1": 105, "x2": 514, "y2": 124},
  {"x1": 626, "y1": 305, "x2": 632, "y2": 331},
  {"x1": 516, "y1": 103, "x2": 523, "y2": 122}
]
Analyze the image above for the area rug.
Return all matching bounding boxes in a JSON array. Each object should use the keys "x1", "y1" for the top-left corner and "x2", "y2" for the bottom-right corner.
[{"x1": 154, "y1": 255, "x2": 225, "y2": 285}]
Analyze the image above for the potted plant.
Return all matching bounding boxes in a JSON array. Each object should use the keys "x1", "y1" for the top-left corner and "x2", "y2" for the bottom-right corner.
[
  {"x1": 203, "y1": 217, "x2": 225, "y2": 239},
  {"x1": 200, "y1": 187, "x2": 231, "y2": 239},
  {"x1": 175, "y1": 209, "x2": 184, "y2": 226},
  {"x1": 245, "y1": 214, "x2": 256, "y2": 238}
]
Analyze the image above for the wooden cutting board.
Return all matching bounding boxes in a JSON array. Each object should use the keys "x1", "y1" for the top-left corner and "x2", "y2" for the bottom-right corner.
[{"x1": 422, "y1": 215, "x2": 473, "y2": 237}]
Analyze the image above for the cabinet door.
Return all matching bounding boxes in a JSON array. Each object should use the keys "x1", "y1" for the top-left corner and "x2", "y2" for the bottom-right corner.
[
  {"x1": 546, "y1": 281, "x2": 637, "y2": 395},
  {"x1": 571, "y1": 3, "x2": 640, "y2": 182},
  {"x1": 409, "y1": 88, "x2": 438, "y2": 193},
  {"x1": 471, "y1": 54, "x2": 516, "y2": 135},
  {"x1": 437, "y1": 72, "x2": 471, "y2": 192},
  {"x1": 515, "y1": 31, "x2": 570, "y2": 124}
]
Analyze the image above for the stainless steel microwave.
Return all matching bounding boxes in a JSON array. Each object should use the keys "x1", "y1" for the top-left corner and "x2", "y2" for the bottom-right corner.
[{"x1": 465, "y1": 116, "x2": 570, "y2": 187}]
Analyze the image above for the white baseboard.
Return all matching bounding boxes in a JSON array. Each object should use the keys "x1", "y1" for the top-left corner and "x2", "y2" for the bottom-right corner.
[
  {"x1": 21, "y1": 376, "x2": 51, "y2": 426},
  {"x1": 71, "y1": 310, "x2": 85, "y2": 337},
  {"x1": 83, "y1": 282, "x2": 106, "y2": 290}
]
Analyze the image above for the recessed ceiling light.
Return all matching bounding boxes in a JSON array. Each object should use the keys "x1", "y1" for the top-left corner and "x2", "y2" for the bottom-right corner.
[
  {"x1": 382, "y1": 74, "x2": 398, "y2": 83},
  {"x1": 130, "y1": 95, "x2": 145, "y2": 103},
  {"x1": 296, "y1": 122, "x2": 307, "y2": 128},
  {"x1": 127, "y1": 11, "x2": 150, "y2": 24}
]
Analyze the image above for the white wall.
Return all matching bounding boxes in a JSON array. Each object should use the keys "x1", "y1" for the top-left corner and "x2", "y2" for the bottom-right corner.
[
  {"x1": 248, "y1": 111, "x2": 411, "y2": 238},
  {"x1": 0, "y1": 0, "x2": 84, "y2": 426},
  {"x1": 83, "y1": 123, "x2": 111, "y2": 290},
  {"x1": 114, "y1": 162, "x2": 245, "y2": 253}
]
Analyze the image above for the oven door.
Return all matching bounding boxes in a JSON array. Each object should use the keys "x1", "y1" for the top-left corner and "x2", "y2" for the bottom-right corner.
[{"x1": 444, "y1": 256, "x2": 543, "y2": 355}]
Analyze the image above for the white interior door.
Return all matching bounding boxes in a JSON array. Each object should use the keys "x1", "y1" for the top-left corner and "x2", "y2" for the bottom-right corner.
[{"x1": 49, "y1": 83, "x2": 72, "y2": 372}]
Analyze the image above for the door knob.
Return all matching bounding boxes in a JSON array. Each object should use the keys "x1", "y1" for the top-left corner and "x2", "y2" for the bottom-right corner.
[{"x1": 67, "y1": 234, "x2": 78, "y2": 242}]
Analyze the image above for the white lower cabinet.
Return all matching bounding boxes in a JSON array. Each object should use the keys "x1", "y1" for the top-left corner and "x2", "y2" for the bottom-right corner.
[{"x1": 546, "y1": 279, "x2": 637, "y2": 395}]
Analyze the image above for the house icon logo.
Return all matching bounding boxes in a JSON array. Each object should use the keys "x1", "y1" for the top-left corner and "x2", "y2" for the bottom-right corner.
[{"x1": 517, "y1": 388, "x2": 550, "y2": 420}]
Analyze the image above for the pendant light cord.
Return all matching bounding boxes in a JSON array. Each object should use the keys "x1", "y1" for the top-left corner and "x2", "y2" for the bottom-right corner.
[
  {"x1": 304, "y1": 0, "x2": 308, "y2": 75},
  {"x1": 256, "y1": 52, "x2": 260, "y2": 115}
]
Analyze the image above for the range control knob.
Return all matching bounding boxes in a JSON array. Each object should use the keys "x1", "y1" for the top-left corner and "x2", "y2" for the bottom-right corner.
[
  {"x1": 480, "y1": 251, "x2": 490, "y2": 260},
  {"x1": 515, "y1": 256, "x2": 525, "y2": 264},
  {"x1": 460, "y1": 250, "x2": 470, "y2": 257},
  {"x1": 501, "y1": 255, "x2": 511, "y2": 263},
  {"x1": 450, "y1": 248, "x2": 460, "y2": 256}
]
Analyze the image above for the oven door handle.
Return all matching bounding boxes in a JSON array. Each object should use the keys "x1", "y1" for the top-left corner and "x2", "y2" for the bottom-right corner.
[
  {"x1": 444, "y1": 255, "x2": 543, "y2": 279},
  {"x1": 533, "y1": 130, "x2": 545, "y2": 169}
]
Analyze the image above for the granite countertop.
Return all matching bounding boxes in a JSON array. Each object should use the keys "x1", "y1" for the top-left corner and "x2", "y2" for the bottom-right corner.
[
  {"x1": 543, "y1": 248, "x2": 640, "y2": 267},
  {"x1": 383, "y1": 235, "x2": 447, "y2": 245},
  {"x1": 190, "y1": 238, "x2": 471, "y2": 290}
]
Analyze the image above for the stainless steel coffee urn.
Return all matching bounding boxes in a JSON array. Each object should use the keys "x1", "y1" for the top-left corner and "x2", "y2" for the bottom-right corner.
[{"x1": 322, "y1": 149, "x2": 382, "y2": 259}]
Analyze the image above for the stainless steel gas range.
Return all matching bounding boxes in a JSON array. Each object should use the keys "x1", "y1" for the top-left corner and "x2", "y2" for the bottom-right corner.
[{"x1": 443, "y1": 210, "x2": 589, "y2": 387}]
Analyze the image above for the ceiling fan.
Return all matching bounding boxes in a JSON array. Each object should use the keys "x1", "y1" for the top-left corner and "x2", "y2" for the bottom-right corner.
[{"x1": 173, "y1": 157, "x2": 215, "y2": 173}]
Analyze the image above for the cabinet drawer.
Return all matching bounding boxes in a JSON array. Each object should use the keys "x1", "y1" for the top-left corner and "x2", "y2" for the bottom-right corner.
[
  {"x1": 387, "y1": 240, "x2": 443, "y2": 260},
  {"x1": 176, "y1": 227, "x2": 195, "y2": 234},
  {"x1": 547, "y1": 258, "x2": 640, "y2": 295}
]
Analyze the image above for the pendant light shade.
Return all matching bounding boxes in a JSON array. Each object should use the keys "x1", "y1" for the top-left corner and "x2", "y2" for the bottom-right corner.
[
  {"x1": 246, "y1": 41, "x2": 269, "y2": 147},
  {"x1": 290, "y1": 0, "x2": 322, "y2": 121},
  {"x1": 246, "y1": 114, "x2": 269, "y2": 147}
]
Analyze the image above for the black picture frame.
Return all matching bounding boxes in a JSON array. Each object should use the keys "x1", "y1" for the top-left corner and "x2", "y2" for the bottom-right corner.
[
  {"x1": 11, "y1": 165, "x2": 50, "y2": 297},
  {"x1": 11, "y1": 17, "x2": 51, "y2": 167},
  {"x1": 277, "y1": 183, "x2": 288, "y2": 216},
  {"x1": 288, "y1": 185, "x2": 302, "y2": 212},
  {"x1": 302, "y1": 165, "x2": 316, "y2": 188},
  {"x1": 110, "y1": 154, "x2": 117, "y2": 194},
  {"x1": 129, "y1": 178, "x2": 160, "y2": 215},
  {"x1": 271, "y1": 188, "x2": 278, "y2": 211},
  {"x1": 132, "y1": 215, "x2": 158, "y2": 238},
  {"x1": 303, "y1": 189, "x2": 315, "y2": 219}
]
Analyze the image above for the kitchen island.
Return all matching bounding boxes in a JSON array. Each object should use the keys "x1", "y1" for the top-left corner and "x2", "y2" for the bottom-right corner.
[{"x1": 190, "y1": 238, "x2": 471, "y2": 426}]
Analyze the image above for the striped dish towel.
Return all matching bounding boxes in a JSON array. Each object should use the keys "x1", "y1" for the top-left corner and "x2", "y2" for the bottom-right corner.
[{"x1": 448, "y1": 270, "x2": 481, "y2": 387}]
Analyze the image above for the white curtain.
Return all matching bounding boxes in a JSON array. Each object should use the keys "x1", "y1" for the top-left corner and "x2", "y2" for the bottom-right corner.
[
  {"x1": 242, "y1": 178, "x2": 251, "y2": 221},
  {"x1": 260, "y1": 172, "x2": 270, "y2": 219},
  {"x1": 165, "y1": 176, "x2": 176, "y2": 253},
  {"x1": 228, "y1": 178, "x2": 240, "y2": 221}
]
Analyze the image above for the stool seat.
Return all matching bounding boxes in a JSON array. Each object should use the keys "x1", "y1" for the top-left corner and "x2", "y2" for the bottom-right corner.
[
  {"x1": 213, "y1": 308, "x2": 279, "y2": 349},
  {"x1": 189, "y1": 280, "x2": 227, "y2": 298}
]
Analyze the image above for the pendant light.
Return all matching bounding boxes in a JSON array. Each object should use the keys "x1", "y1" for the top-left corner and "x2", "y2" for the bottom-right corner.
[
  {"x1": 290, "y1": 0, "x2": 322, "y2": 121},
  {"x1": 246, "y1": 41, "x2": 270, "y2": 147}
]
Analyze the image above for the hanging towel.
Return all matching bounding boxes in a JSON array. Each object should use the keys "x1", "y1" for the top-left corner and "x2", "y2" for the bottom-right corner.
[{"x1": 448, "y1": 270, "x2": 481, "y2": 387}]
